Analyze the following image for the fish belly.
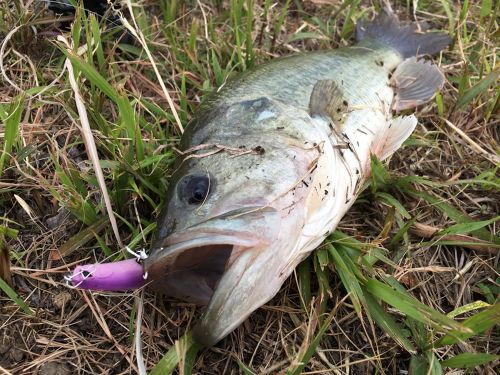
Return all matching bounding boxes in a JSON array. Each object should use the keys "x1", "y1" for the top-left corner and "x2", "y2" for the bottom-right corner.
[{"x1": 285, "y1": 107, "x2": 392, "y2": 269}]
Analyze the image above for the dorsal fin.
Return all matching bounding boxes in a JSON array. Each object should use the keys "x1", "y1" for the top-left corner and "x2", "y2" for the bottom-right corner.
[
  {"x1": 356, "y1": 8, "x2": 452, "y2": 58},
  {"x1": 309, "y1": 80, "x2": 348, "y2": 127}
]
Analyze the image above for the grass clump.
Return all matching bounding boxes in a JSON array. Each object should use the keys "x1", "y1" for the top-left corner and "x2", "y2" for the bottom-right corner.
[{"x1": 0, "y1": 0, "x2": 498, "y2": 374}]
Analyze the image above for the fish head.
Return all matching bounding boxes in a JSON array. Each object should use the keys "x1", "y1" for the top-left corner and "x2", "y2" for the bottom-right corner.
[{"x1": 144, "y1": 97, "x2": 322, "y2": 345}]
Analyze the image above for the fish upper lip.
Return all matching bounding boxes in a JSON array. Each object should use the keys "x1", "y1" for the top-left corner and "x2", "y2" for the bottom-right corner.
[
  {"x1": 147, "y1": 205, "x2": 273, "y2": 263},
  {"x1": 144, "y1": 228, "x2": 265, "y2": 270}
]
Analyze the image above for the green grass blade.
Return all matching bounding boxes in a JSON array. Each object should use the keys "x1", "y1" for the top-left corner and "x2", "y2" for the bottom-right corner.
[
  {"x1": 447, "y1": 301, "x2": 491, "y2": 318},
  {"x1": 0, "y1": 276, "x2": 33, "y2": 315},
  {"x1": 56, "y1": 217, "x2": 110, "y2": 259},
  {"x1": 435, "y1": 91, "x2": 444, "y2": 116},
  {"x1": 364, "y1": 278, "x2": 469, "y2": 333},
  {"x1": 407, "y1": 189, "x2": 499, "y2": 244},
  {"x1": 410, "y1": 351, "x2": 443, "y2": 375},
  {"x1": 183, "y1": 341, "x2": 201, "y2": 375},
  {"x1": 127, "y1": 222, "x2": 156, "y2": 250},
  {"x1": 480, "y1": 0, "x2": 493, "y2": 19},
  {"x1": 409, "y1": 355, "x2": 429, "y2": 375},
  {"x1": 328, "y1": 244, "x2": 364, "y2": 313},
  {"x1": 237, "y1": 359, "x2": 256, "y2": 375},
  {"x1": 370, "y1": 154, "x2": 390, "y2": 193},
  {"x1": 429, "y1": 352, "x2": 443, "y2": 375},
  {"x1": 313, "y1": 250, "x2": 330, "y2": 318},
  {"x1": 245, "y1": 0, "x2": 254, "y2": 68},
  {"x1": 418, "y1": 240, "x2": 500, "y2": 249},
  {"x1": 329, "y1": 230, "x2": 363, "y2": 255},
  {"x1": 0, "y1": 225, "x2": 19, "y2": 238},
  {"x1": 63, "y1": 46, "x2": 140, "y2": 162},
  {"x1": 0, "y1": 95, "x2": 24, "y2": 175},
  {"x1": 477, "y1": 282, "x2": 498, "y2": 305},
  {"x1": 435, "y1": 303, "x2": 500, "y2": 347},
  {"x1": 285, "y1": 307, "x2": 336, "y2": 375},
  {"x1": 297, "y1": 257, "x2": 312, "y2": 312},
  {"x1": 441, "y1": 353, "x2": 499, "y2": 368},
  {"x1": 376, "y1": 192, "x2": 411, "y2": 219},
  {"x1": 315, "y1": 247, "x2": 329, "y2": 270},
  {"x1": 61, "y1": 49, "x2": 119, "y2": 102},
  {"x1": 388, "y1": 216, "x2": 416, "y2": 249},
  {"x1": 363, "y1": 292, "x2": 416, "y2": 353},
  {"x1": 149, "y1": 332, "x2": 200, "y2": 375},
  {"x1": 362, "y1": 246, "x2": 397, "y2": 268},
  {"x1": 89, "y1": 14, "x2": 105, "y2": 68},
  {"x1": 117, "y1": 96, "x2": 142, "y2": 162},
  {"x1": 439, "y1": 0, "x2": 455, "y2": 34},
  {"x1": 439, "y1": 215, "x2": 499, "y2": 235},
  {"x1": 457, "y1": 70, "x2": 499, "y2": 108},
  {"x1": 340, "y1": 0, "x2": 361, "y2": 40},
  {"x1": 0, "y1": 103, "x2": 8, "y2": 120}
]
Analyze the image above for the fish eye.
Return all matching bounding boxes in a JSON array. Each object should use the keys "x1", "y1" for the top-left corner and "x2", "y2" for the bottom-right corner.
[{"x1": 177, "y1": 174, "x2": 211, "y2": 205}]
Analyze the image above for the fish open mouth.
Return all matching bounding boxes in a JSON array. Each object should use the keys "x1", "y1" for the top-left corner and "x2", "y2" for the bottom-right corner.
[
  {"x1": 146, "y1": 243, "x2": 234, "y2": 304},
  {"x1": 145, "y1": 233, "x2": 261, "y2": 305},
  {"x1": 171, "y1": 244, "x2": 233, "y2": 280}
]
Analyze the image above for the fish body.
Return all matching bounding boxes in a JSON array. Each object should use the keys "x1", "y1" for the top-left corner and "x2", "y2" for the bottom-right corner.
[
  {"x1": 209, "y1": 44, "x2": 398, "y2": 107},
  {"x1": 141, "y1": 9, "x2": 451, "y2": 346}
]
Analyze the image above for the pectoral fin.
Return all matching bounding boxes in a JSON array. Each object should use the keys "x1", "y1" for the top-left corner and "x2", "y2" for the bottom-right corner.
[
  {"x1": 391, "y1": 57, "x2": 445, "y2": 111},
  {"x1": 309, "y1": 80, "x2": 348, "y2": 128}
]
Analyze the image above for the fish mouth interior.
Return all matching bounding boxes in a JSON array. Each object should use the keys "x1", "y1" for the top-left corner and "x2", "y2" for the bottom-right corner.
[{"x1": 148, "y1": 244, "x2": 234, "y2": 305}]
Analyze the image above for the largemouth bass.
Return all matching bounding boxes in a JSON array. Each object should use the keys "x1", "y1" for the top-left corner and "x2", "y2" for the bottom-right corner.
[
  {"x1": 70, "y1": 8, "x2": 451, "y2": 347},
  {"x1": 145, "y1": 9, "x2": 451, "y2": 346}
]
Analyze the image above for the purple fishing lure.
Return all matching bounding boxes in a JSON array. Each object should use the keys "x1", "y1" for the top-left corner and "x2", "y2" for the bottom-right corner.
[{"x1": 69, "y1": 258, "x2": 146, "y2": 291}]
